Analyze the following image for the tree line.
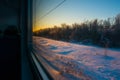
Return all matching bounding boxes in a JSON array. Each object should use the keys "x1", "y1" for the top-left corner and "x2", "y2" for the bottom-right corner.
[{"x1": 33, "y1": 13, "x2": 120, "y2": 48}]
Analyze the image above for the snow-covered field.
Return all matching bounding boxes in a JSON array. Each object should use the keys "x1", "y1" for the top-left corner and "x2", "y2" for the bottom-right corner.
[{"x1": 33, "y1": 36, "x2": 120, "y2": 80}]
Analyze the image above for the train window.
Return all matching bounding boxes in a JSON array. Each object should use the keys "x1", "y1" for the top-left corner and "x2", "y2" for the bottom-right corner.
[{"x1": 32, "y1": 0, "x2": 120, "y2": 80}]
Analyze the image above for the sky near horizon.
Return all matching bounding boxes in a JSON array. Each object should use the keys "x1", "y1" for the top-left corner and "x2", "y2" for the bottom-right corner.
[{"x1": 33, "y1": 0, "x2": 120, "y2": 31}]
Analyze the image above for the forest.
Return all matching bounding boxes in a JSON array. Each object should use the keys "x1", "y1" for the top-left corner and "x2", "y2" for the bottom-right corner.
[{"x1": 33, "y1": 13, "x2": 120, "y2": 48}]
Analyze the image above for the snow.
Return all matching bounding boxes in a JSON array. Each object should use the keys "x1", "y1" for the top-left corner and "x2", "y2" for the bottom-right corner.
[{"x1": 33, "y1": 36, "x2": 120, "y2": 80}]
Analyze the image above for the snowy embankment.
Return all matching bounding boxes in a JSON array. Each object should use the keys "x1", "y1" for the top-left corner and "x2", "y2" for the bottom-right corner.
[{"x1": 33, "y1": 36, "x2": 120, "y2": 80}]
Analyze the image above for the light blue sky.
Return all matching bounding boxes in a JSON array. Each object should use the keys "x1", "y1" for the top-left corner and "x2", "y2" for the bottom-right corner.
[{"x1": 33, "y1": 0, "x2": 120, "y2": 31}]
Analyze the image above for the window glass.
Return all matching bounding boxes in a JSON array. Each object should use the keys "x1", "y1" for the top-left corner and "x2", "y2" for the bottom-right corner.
[{"x1": 33, "y1": 0, "x2": 120, "y2": 80}]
